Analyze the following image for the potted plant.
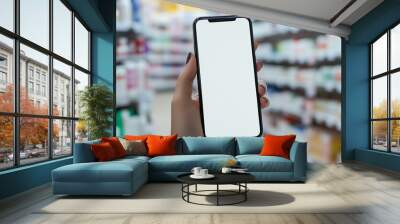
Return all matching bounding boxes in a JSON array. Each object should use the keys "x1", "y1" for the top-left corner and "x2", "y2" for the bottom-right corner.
[{"x1": 79, "y1": 84, "x2": 113, "y2": 140}]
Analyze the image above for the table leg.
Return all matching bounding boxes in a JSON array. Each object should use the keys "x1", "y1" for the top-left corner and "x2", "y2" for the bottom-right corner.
[
  {"x1": 187, "y1": 184, "x2": 190, "y2": 202},
  {"x1": 195, "y1": 184, "x2": 198, "y2": 192},
  {"x1": 245, "y1": 183, "x2": 247, "y2": 201},
  {"x1": 217, "y1": 184, "x2": 219, "y2": 206}
]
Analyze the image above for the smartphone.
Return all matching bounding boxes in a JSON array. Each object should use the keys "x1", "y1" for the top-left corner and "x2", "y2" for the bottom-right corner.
[{"x1": 193, "y1": 15, "x2": 262, "y2": 137}]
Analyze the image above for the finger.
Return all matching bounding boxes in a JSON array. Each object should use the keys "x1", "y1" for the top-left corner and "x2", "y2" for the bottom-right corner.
[
  {"x1": 254, "y1": 40, "x2": 260, "y2": 50},
  {"x1": 191, "y1": 92, "x2": 199, "y2": 101},
  {"x1": 258, "y1": 84, "x2": 266, "y2": 96},
  {"x1": 174, "y1": 53, "x2": 197, "y2": 100},
  {"x1": 260, "y1": 96, "x2": 269, "y2": 108},
  {"x1": 256, "y1": 61, "x2": 263, "y2": 72},
  {"x1": 192, "y1": 97, "x2": 200, "y2": 108}
]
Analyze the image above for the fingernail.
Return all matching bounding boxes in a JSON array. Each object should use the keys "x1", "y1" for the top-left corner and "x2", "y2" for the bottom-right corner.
[{"x1": 185, "y1": 53, "x2": 192, "y2": 64}]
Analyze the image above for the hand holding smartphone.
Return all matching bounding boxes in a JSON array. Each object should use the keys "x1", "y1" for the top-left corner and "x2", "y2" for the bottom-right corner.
[{"x1": 193, "y1": 16, "x2": 263, "y2": 137}]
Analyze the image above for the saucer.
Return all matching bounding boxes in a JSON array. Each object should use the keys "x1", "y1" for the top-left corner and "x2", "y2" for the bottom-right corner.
[{"x1": 190, "y1": 174, "x2": 215, "y2": 179}]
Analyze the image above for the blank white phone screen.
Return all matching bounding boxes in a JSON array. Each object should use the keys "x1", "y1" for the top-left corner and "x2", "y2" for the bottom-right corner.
[{"x1": 195, "y1": 18, "x2": 261, "y2": 137}]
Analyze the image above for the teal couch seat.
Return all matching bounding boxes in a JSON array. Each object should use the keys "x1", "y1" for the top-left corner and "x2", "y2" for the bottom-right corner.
[
  {"x1": 236, "y1": 155, "x2": 293, "y2": 172},
  {"x1": 148, "y1": 154, "x2": 235, "y2": 181},
  {"x1": 235, "y1": 139, "x2": 307, "y2": 181},
  {"x1": 52, "y1": 155, "x2": 148, "y2": 196},
  {"x1": 177, "y1": 137, "x2": 235, "y2": 155}
]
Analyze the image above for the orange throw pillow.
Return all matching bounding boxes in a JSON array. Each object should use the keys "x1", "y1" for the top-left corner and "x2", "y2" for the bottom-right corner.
[
  {"x1": 146, "y1": 135, "x2": 177, "y2": 157},
  {"x1": 91, "y1": 142, "x2": 117, "y2": 162},
  {"x1": 101, "y1": 137, "x2": 126, "y2": 158},
  {"x1": 260, "y1": 135, "x2": 296, "y2": 159}
]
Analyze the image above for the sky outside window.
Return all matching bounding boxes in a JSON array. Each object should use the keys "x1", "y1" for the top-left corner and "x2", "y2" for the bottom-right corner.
[{"x1": 0, "y1": 0, "x2": 14, "y2": 31}]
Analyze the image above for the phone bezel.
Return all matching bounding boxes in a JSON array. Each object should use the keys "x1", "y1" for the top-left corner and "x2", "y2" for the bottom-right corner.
[{"x1": 192, "y1": 15, "x2": 263, "y2": 137}]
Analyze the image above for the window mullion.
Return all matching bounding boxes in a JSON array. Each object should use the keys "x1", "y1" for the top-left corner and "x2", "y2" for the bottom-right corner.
[
  {"x1": 370, "y1": 45, "x2": 373, "y2": 149},
  {"x1": 48, "y1": 0, "x2": 54, "y2": 160},
  {"x1": 388, "y1": 30, "x2": 391, "y2": 152},
  {"x1": 13, "y1": 0, "x2": 20, "y2": 166},
  {"x1": 71, "y1": 10, "x2": 76, "y2": 155}
]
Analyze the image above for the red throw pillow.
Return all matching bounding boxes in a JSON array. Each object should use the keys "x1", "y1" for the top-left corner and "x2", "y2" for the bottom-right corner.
[
  {"x1": 146, "y1": 135, "x2": 177, "y2": 157},
  {"x1": 260, "y1": 135, "x2": 296, "y2": 159},
  {"x1": 101, "y1": 137, "x2": 126, "y2": 158},
  {"x1": 91, "y1": 142, "x2": 117, "y2": 162}
]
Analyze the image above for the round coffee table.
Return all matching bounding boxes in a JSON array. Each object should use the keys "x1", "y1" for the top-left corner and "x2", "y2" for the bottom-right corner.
[{"x1": 177, "y1": 173, "x2": 255, "y2": 206}]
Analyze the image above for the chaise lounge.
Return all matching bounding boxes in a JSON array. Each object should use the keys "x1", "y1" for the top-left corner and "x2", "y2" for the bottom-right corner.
[{"x1": 52, "y1": 137, "x2": 307, "y2": 196}]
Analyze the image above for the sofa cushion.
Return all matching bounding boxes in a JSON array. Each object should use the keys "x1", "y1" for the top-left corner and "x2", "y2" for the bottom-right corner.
[
  {"x1": 236, "y1": 137, "x2": 263, "y2": 155},
  {"x1": 260, "y1": 135, "x2": 296, "y2": 159},
  {"x1": 236, "y1": 155, "x2": 293, "y2": 172},
  {"x1": 149, "y1": 154, "x2": 235, "y2": 172},
  {"x1": 147, "y1": 135, "x2": 177, "y2": 157},
  {"x1": 119, "y1": 139, "x2": 147, "y2": 156},
  {"x1": 73, "y1": 139, "x2": 100, "y2": 163},
  {"x1": 101, "y1": 137, "x2": 127, "y2": 158},
  {"x1": 53, "y1": 158, "x2": 147, "y2": 183},
  {"x1": 178, "y1": 137, "x2": 235, "y2": 155},
  {"x1": 91, "y1": 142, "x2": 118, "y2": 161}
]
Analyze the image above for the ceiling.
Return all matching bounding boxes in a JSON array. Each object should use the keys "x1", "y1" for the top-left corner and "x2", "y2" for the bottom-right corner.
[{"x1": 169, "y1": 0, "x2": 384, "y2": 37}]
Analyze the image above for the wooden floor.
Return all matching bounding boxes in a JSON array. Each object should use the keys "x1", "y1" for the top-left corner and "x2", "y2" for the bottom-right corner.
[{"x1": 1, "y1": 162, "x2": 400, "y2": 224}]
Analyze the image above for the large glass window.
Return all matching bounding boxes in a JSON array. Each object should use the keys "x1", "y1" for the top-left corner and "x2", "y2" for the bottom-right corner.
[
  {"x1": 20, "y1": 0, "x2": 49, "y2": 49},
  {"x1": 370, "y1": 23, "x2": 400, "y2": 153},
  {"x1": 0, "y1": 1, "x2": 91, "y2": 169},
  {"x1": 20, "y1": 44, "x2": 49, "y2": 115},
  {"x1": 0, "y1": 116, "x2": 13, "y2": 169},
  {"x1": 0, "y1": 35, "x2": 14, "y2": 113},
  {"x1": 0, "y1": 0, "x2": 14, "y2": 32},
  {"x1": 53, "y1": 119, "x2": 72, "y2": 158},
  {"x1": 74, "y1": 18, "x2": 90, "y2": 70},
  {"x1": 74, "y1": 69, "x2": 89, "y2": 118},
  {"x1": 53, "y1": 0, "x2": 72, "y2": 60},
  {"x1": 53, "y1": 59, "x2": 72, "y2": 117},
  {"x1": 372, "y1": 34, "x2": 387, "y2": 76},
  {"x1": 391, "y1": 24, "x2": 400, "y2": 70},
  {"x1": 19, "y1": 117, "x2": 49, "y2": 165}
]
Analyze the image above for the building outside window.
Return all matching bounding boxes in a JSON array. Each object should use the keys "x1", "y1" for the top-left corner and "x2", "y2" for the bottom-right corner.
[
  {"x1": 28, "y1": 81, "x2": 34, "y2": 94},
  {"x1": 35, "y1": 70, "x2": 40, "y2": 81},
  {"x1": 28, "y1": 66, "x2": 34, "y2": 80},
  {"x1": 0, "y1": 71, "x2": 6, "y2": 84},
  {"x1": 41, "y1": 85, "x2": 46, "y2": 97},
  {"x1": 41, "y1": 73, "x2": 46, "y2": 83},
  {"x1": 371, "y1": 23, "x2": 400, "y2": 153},
  {"x1": 0, "y1": 54, "x2": 7, "y2": 67},
  {"x1": 0, "y1": 0, "x2": 91, "y2": 170},
  {"x1": 0, "y1": 54, "x2": 7, "y2": 88},
  {"x1": 35, "y1": 83, "x2": 40, "y2": 95}
]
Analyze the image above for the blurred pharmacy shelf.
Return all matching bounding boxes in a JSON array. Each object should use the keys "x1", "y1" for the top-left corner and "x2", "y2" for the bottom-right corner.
[
  {"x1": 116, "y1": 0, "x2": 342, "y2": 163},
  {"x1": 255, "y1": 22, "x2": 342, "y2": 163}
]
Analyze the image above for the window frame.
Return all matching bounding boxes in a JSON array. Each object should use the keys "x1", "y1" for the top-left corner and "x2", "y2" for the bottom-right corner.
[
  {"x1": 370, "y1": 21, "x2": 400, "y2": 154},
  {"x1": 0, "y1": 0, "x2": 92, "y2": 171}
]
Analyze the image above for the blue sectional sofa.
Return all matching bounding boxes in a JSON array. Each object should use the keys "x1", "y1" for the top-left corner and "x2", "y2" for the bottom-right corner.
[{"x1": 52, "y1": 137, "x2": 307, "y2": 196}]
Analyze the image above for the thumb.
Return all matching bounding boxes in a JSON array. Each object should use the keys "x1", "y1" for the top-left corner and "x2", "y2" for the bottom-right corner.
[{"x1": 174, "y1": 53, "x2": 197, "y2": 100}]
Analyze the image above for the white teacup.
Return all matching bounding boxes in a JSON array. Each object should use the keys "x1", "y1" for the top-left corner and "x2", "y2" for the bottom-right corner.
[
  {"x1": 221, "y1": 167, "x2": 232, "y2": 174},
  {"x1": 191, "y1": 167, "x2": 202, "y2": 176},
  {"x1": 199, "y1": 169, "x2": 208, "y2": 176}
]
